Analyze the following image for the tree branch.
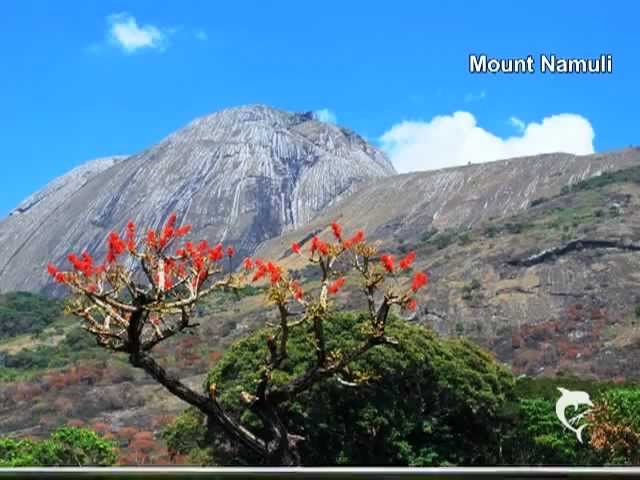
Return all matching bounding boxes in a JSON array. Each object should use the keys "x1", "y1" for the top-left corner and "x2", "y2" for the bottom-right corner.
[{"x1": 129, "y1": 350, "x2": 267, "y2": 458}]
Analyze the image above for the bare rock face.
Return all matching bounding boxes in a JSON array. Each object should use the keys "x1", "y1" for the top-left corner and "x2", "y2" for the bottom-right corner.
[
  {"x1": 0, "y1": 105, "x2": 394, "y2": 293},
  {"x1": 261, "y1": 148, "x2": 640, "y2": 252}
]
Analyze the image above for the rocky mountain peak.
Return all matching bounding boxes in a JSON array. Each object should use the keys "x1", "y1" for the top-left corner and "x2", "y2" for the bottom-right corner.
[{"x1": 0, "y1": 105, "x2": 394, "y2": 293}]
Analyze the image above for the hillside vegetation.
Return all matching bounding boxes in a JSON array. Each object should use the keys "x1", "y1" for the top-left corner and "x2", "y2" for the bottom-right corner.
[{"x1": 0, "y1": 292, "x2": 65, "y2": 340}]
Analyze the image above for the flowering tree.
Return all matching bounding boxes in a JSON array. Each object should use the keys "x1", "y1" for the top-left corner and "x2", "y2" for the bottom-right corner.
[{"x1": 47, "y1": 214, "x2": 429, "y2": 465}]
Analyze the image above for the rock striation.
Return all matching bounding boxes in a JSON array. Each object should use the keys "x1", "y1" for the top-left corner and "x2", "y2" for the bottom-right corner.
[{"x1": 0, "y1": 105, "x2": 394, "y2": 293}]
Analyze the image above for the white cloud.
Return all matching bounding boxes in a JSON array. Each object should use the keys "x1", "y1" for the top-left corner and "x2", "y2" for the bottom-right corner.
[
  {"x1": 194, "y1": 29, "x2": 208, "y2": 41},
  {"x1": 464, "y1": 90, "x2": 487, "y2": 103},
  {"x1": 107, "y1": 13, "x2": 168, "y2": 53},
  {"x1": 380, "y1": 111, "x2": 595, "y2": 173},
  {"x1": 314, "y1": 109, "x2": 337, "y2": 124},
  {"x1": 509, "y1": 116, "x2": 526, "y2": 133}
]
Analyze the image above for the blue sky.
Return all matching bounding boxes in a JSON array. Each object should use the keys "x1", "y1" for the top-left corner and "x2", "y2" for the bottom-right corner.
[{"x1": 1, "y1": 1, "x2": 638, "y2": 217}]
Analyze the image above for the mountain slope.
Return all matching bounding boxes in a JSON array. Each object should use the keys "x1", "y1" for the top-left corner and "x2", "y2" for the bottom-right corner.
[
  {"x1": 260, "y1": 152, "x2": 640, "y2": 380},
  {"x1": 0, "y1": 105, "x2": 394, "y2": 293},
  {"x1": 260, "y1": 148, "x2": 640, "y2": 253}
]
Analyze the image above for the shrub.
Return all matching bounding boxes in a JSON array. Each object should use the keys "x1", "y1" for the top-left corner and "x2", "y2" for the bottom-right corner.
[
  {"x1": 503, "y1": 398, "x2": 602, "y2": 465},
  {"x1": 530, "y1": 197, "x2": 549, "y2": 208},
  {"x1": 588, "y1": 388, "x2": 640, "y2": 464},
  {"x1": 0, "y1": 427, "x2": 117, "y2": 466}
]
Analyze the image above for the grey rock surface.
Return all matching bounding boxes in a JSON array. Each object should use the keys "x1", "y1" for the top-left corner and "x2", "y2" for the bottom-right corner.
[
  {"x1": 260, "y1": 148, "x2": 640, "y2": 256},
  {"x1": 0, "y1": 105, "x2": 394, "y2": 293}
]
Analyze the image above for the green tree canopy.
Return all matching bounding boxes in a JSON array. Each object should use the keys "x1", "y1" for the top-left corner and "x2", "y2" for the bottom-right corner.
[
  {"x1": 0, "y1": 427, "x2": 117, "y2": 467},
  {"x1": 165, "y1": 312, "x2": 514, "y2": 466}
]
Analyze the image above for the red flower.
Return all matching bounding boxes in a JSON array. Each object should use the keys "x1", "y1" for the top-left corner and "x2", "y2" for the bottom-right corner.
[
  {"x1": 351, "y1": 230, "x2": 365, "y2": 244},
  {"x1": 159, "y1": 228, "x2": 173, "y2": 248},
  {"x1": 146, "y1": 229, "x2": 158, "y2": 248},
  {"x1": 291, "y1": 281, "x2": 304, "y2": 300},
  {"x1": 242, "y1": 257, "x2": 254, "y2": 271},
  {"x1": 126, "y1": 220, "x2": 136, "y2": 251},
  {"x1": 47, "y1": 263, "x2": 67, "y2": 284},
  {"x1": 291, "y1": 242, "x2": 301, "y2": 254},
  {"x1": 76, "y1": 252, "x2": 95, "y2": 276},
  {"x1": 107, "y1": 232, "x2": 126, "y2": 263},
  {"x1": 163, "y1": 212, "x2": 177, "y2": 233},
  {"x1": 310, "y1": 236, "x2": 320, "y2": 254},
  {"x1": 252, "y1": 260, "x2": 278, "y2": 283},
  {"x1": 380, "y1": 254, "x2": 395, "y2": 273},
  {"x1": 197, "y1": 240, "x2": 210, "y2": 254},
  {"x1": 208, "y1": 244, "x2": 223, "y2": 261},
  {"x1": 176, "y1": 263, "x2": 187, "y2": 278},
  {"x1": 252, "y1": 266, "x2": 267, "y2": 282},
  {"x1": 404, "y1": 298, "x2": 417, "y2": 311},
  {"x1": 328, "y1": 277, "x2": 346, "y2": 294},
  {"x1": 310, "y1": 236, "x2": 329, "y2": 255},
  {"x1": 175, "y1": 225, "x2": 192, "y2": 237},
  {"x1": 193, "y1": 256, "x2": 205, "y2": 273},
  {"x1": 67, "y1": 253, "x2": 79, "y2": 267},
  {"x1": 331, "y1": 221, "x2": 342, "y2": 241},
  {"x1": 411, "y1": 271, "x2": 429, "y2": 292},
  {"x1": 165, "y1": 258, "x2": 176, "y2": 272},
  {"x1": 399, "y1": 251, "x2": 416, "y2": 270},
  {"x1": 267, "y1": 262, "x2": 281, "y2": 284},
  {"x1": 344, "y1": 229, "x2": 366, "y2": 248},
  {"x1": 226, "y1": 246, "x2": 236, "y2": 258},
  {"x1": 67, "y1": 251, "x2": 93, "y2": 276},
  {"x1": 47, "y1": 263, "x2": 59, "y2": 277}
]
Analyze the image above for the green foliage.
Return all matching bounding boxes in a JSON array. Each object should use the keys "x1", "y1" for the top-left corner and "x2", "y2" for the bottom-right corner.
[
  {"x1": 197, "y1": 285, "x2": 263, "y2": 315},
  {"x1": 420, "y1": 227, "x2": 439, "y2": 243},
  {"x1": 0, "y1": 291, "x2": 65, "y2": 340},
  {"x1": 599, "y1": 388, "x2": 640, "y2": 433},
  {"x1": 590, "y1": 388, "x2": 640, "y2": 464},
  {"x1": 0, "y1": 427, "x2": 117, "y2": 466},
  {"x1": 168, "y1": 312, "x2": 514, "y2": 466},
  {"x1": 504, "y1": 222, "x2": 529, "y2": 235},
  {"x1": 513, "y1": 375, "x2": 637, "y2": 402},
  {"x1": 457, "y1": 232, "x2": 472, "y2": 246},
  {"x1": 0, "y1": 438, "x2": 38, "y2": 467},
  {"x1": 484, "y1": 225, "x2": 500, "y2": 238},
  {"x1": 504, "y1": 376, "x2": 640, "y2": 465},
  {"x1": 432, "y1": 230, "x2": 457, "y2": 249},
  {"x1": 461, "y1": 279, "x2": 482, "y2": 301},
  {"x1": 424, "y1": 228, "x2": 472, "y2": 250},
  {"x1": 0, "y1": 326, "x2": 106, "y2": 378},
  {"x1": 561, "y1": 165, "x2": 640, "y2": 195},
  {"x1": 162, "y1": 406, "x2": 208, "y2": 460},
  {"x1": 482, "y1": 221, "x2": 533, "y2": 238},
  {"x1": 503, "y1": 398, "x2": 601, "y2": 465}
]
